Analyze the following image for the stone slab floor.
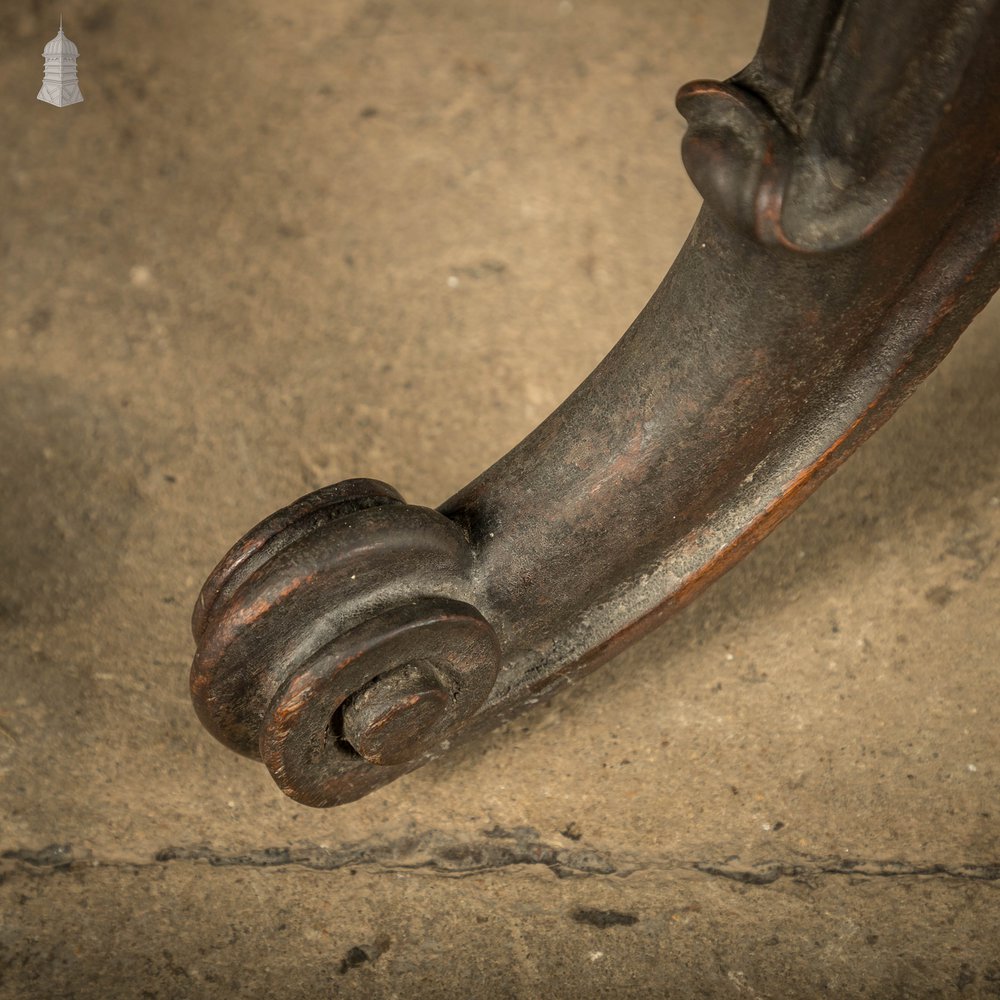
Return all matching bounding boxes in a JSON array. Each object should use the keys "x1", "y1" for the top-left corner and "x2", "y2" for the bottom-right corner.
[{"x1": 1, "y1": 1, "x2": 998, "y2": 997}]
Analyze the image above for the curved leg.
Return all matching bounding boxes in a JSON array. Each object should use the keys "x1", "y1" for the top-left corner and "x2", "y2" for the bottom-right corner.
[{"x1": 190, "y1": 0, "x2": 1000, "y2": 807}]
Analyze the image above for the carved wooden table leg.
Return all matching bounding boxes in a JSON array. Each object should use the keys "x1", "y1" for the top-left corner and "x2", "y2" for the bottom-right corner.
[{"x1": 190, "y1": 0, "x2": 1000, "y2": 807}]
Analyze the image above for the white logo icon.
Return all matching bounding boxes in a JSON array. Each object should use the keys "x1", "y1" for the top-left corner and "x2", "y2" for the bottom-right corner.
[{"x1": 38, "y1": 17, "x2": 84, "y2": 108}]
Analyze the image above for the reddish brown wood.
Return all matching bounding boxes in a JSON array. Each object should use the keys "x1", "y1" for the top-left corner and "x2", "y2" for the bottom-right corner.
[{"x1": 190, "y1": 0, "x2": 1000, "y2": 807}]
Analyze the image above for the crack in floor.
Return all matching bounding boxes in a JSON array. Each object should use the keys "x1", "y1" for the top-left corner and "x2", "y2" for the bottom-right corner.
[{"x1": 2, "y1": 831, "x2": 999, "y2": 885}]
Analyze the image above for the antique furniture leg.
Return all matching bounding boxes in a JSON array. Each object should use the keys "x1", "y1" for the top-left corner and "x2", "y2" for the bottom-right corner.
[{"x1": 190, "y1": 0, "x2": 1000, "y2": 807}]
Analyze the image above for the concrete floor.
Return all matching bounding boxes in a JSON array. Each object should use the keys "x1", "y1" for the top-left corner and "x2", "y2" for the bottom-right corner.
[{"x1": 1, "y1": 1, "x2": 998, "y2": 997}]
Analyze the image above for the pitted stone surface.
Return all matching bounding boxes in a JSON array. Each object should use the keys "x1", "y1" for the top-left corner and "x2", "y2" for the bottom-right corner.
[{"x1": 1, "y1": 1, "x2": 998, "y2": 997}]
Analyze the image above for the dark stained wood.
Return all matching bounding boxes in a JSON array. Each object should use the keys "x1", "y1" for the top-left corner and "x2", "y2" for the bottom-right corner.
[{"x1": 190, "y1": 0, "x2": 1000, "y2": 806}]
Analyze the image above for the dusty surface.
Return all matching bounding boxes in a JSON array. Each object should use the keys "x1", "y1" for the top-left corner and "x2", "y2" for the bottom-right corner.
[{"x1": 1, "y1": 1, "x2": 998, "y2": 997}]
